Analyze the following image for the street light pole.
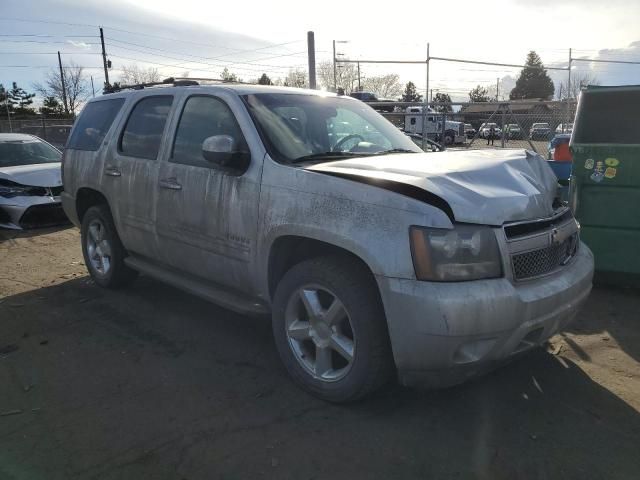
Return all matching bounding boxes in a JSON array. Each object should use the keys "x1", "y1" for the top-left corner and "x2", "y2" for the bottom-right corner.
[{"x1": 332, "y1": 40, "x2": 337, "y2": 91}]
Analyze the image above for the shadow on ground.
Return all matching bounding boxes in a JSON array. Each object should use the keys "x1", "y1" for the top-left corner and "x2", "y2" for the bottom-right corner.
[
  {"x1": 0, "y1": 225, "x2": 72, "y2": 244},
  {"x1": 565, "y1": 285, "x2": 640, "y2": 363},
  {"x1": 1, "y1": 277, "x2": 639, "y2": 480}
]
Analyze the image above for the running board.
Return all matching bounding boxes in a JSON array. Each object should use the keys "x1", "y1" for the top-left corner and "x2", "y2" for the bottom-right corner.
[{"x1": 124, "y1": 255, "x2": 269, "y2": 316}]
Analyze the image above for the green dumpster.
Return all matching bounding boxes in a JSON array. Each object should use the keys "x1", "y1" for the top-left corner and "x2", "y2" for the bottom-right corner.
[{"x1": 570, "y1": 85, "x2": 640, "y2": 285}]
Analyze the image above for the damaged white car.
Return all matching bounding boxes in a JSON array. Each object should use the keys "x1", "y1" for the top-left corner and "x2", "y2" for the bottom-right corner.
[{"x1": 0, "y1": 133, "x2": 66, "y2": 230}]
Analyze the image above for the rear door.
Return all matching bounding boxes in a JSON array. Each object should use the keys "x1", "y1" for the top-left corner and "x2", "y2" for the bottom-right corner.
[
  {"x1": 100, "y1": 94, "x2": 174, "y2": 258},
  {"x1": 154, "y1": 92, "x2": 262, "y2": 291}
]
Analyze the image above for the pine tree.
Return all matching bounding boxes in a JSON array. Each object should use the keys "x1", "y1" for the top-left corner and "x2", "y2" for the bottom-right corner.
[
  {"x1": 401, "y1": 82, "x2": 423, "y2": 102},
  {"x1": 40, "y1": 96, "x2": 63, "y2": 115},
  {"x1": 8, "y1": 82, "x2": 36, "y2": 115},
  {"x1": 258, "y1": 73, "x2": 272, "y2": 85},
  {"x1": 433, "y1": 92, "x2": 453, "y2": 112},
  {"x1": 509, "y1": 51, "x2": 555, "y2": 100}
]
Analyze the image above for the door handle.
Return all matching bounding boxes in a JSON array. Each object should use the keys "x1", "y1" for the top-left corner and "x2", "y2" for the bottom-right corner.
[
  {"x1": 159, "y1": 178, "x2": 182, "y2": 190},
  {"x1": 104, "y1": 166, "x2": 122, "y2": 177}
]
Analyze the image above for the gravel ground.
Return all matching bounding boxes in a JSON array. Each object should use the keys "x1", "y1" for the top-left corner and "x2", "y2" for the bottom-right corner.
[{"x1": 1, "y1": 227, "x2": 639, "y2": 480}]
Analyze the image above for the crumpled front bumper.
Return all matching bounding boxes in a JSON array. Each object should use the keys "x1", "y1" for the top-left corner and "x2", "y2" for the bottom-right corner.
[{"x1": 377, "y1": 243, "x2": 594, "y2": 388}]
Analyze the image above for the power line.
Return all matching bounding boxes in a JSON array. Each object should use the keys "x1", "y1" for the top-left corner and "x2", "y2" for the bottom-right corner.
[
  {"x1": 0, "y1": 52, "x2": 99, "y2": 55},
  {"x1": 106, "y1": 41, "x2": 306, "y2": 70}
]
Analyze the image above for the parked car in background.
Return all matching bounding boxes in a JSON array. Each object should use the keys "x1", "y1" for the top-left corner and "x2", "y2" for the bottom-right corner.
[
  {"x1": 464, "y1": 123, "x2": 476, "y2": 139},
  {"x1": 479, "y1": 122, "x2": 502, "y2": 139},
  {"x1": 62, "y1": 83, "x2": 593, "y2": 402},
  {"x1": 349, "y1": 91, "x2": 395, "y2": 112},
  {"x1": 530, "y1": 122, "x2": 552, "y2": 140},
  {"x1": 556, "y1": 123, "x2": 573, "y2": 134},
  {"x1": 0, "y1": 133, "x2": 66, "y2": 229},
  {"x1": 505, "y1": 123, "x2": 523, "y2": 139}
]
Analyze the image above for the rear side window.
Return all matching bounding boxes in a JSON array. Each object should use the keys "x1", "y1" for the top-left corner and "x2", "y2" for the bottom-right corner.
[
  {"x1": 573, "y1": 90, "x2": 640, "y2": 144},
  {"x1": 67, "y1": 98, "x2": 125, "y2": 151},
  {"x1": 119, "y1": 96, "x2": 173, "y2": 159}
]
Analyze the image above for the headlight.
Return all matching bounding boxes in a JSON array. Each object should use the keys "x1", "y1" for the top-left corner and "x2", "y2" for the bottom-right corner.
[
  {"x1": 0, "y1": 184, "x2": 28, "y2": 198},
  {"x1": 409, "y1": 225, "x2": 502, "y2": 281}
]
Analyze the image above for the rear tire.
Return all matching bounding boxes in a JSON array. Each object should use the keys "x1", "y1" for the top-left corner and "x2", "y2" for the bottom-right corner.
[
  {"x1": 272, "y1": 255, "x2": 394, "y2": 403},
  {"x1": 81, "y1": 204, "x2": 137, "y2": 289}
]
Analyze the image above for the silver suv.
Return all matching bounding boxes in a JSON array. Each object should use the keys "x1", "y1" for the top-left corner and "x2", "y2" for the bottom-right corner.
[{"x1": 62, "y1": 83, "x2": 594, "y2": 402}]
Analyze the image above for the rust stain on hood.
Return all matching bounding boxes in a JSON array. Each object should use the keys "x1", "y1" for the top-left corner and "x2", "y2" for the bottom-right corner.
[{"x1": 307, "y1": 149, "x2": 558, "y2": 225}]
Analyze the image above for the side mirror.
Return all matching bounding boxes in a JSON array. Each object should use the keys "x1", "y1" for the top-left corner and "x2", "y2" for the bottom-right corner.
[{"x1": 202, "y1": 135, "x2": 249, "y2": 170}]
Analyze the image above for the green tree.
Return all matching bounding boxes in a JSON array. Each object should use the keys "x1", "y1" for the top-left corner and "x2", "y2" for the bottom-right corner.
[
  {"x1": 40, "y1": 96, "x2": 63, "y2": 115},
  {"x1": 258, "y1": 73, "x2": 272, "y2": 85},
  {"x1": 469, "y1": 85, "x2": 490, "y2": 102},
  {"x1": 433, "y1": 92, "x2": 453, "y2": 112},
  {"x1": 509, "y1": 51, "x2": 555, "y2": 100},
  {"x1": 401, "y1": 82, "x2": 422, "y2": 102},
  {"x1": 8, "y1": 82, "x2": 36, "y2": 115},
  {"x1": 221, "y1": 67, "x2": 239, "y2": 82}
]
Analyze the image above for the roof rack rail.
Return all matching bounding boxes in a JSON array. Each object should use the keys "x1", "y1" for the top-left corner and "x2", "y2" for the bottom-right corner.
[{"x1": 103, "y1": 76, "x2": 255, "y2": 94}]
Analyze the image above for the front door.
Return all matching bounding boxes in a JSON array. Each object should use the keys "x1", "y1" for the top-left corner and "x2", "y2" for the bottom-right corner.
[
  {"x1": 155, "y1": 94, "x2": 261, "y2": 291},
  {"x1": 101, "y1": 94, "x2": 174, "y2": 258}
]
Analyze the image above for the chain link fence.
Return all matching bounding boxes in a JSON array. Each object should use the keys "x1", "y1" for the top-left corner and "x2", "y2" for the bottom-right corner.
[
  {"x1": 0, "y1": 116, "x2": 75, "y2": 150},
  {"x1": 373, "y1": 100, "x2": 577, "y2": 157}
]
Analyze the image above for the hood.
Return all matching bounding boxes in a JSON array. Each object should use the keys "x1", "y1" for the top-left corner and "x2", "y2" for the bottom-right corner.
[
  {"x1": 306, "y1": 149, "x2": 558, "y2": 225},
  {"x1": 0, "y1": 163, "x2": 62, "y2": 187}
]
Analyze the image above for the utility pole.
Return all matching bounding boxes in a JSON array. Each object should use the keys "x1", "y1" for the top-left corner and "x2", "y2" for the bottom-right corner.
[
  {"x1": 307, "y1": 31, "x2": 316, "y2": 89},
  {"x1": 566, "y1": 47, "x2": 572, "y2": 130},
  {"x1": 332, "y1": 40, "x2": 337, "y2": 91},
  {"x1": 91, "y1": 76, "x2": 96, "y2": 97},
  {"x1": 496, "y1": 77, "x2": 499, "y2": 101},
  {"x1": 357, "y1": 61, "x2": 361, "y2": 91},
  {"x1": 567, "y1": 48, "x2": 572, "y2": 99},
  {"x1": 100, "y1": 27, "x2": 110, "y2": 89},
  {"x1": 421, "y1": 42, "x2": 430, "y2": 152},
  {"x1": 58, "y1": 51, "x2": 69, "y2": 114},
  {"x1": 4, "y1": 87, "x2": 12, "y2": 132}
]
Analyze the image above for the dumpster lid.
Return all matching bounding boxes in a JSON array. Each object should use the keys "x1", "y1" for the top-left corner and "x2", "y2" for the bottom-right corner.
[{"x1": 573, "y1": 85, "x2": 640, "y2": 145}]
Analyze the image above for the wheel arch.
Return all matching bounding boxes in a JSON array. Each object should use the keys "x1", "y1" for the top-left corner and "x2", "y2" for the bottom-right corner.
[
  {"x1": 266, "y1": 234, "x2": 379, "y2": 302},
  {"x1": 76, "y1": 187, "x2": 109, "y2": 223}
]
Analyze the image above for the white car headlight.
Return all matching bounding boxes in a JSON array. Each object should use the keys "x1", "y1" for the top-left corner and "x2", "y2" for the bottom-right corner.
[{"x1": 409, "y1": 225, "x2": 502, "y2": 281}]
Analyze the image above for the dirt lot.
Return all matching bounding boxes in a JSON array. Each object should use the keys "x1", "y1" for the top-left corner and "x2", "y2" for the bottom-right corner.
[{"x1": 1, "y1": 227, "x2": 639, "y2": 480}]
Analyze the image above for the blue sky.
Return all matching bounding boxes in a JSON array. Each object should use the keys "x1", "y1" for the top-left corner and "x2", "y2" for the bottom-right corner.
[{"x1": 2, "y1": 0, "x2": 640, "y2": 102}]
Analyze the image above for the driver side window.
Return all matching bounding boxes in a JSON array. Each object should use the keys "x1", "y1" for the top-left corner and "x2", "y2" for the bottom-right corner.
[
  {"x1": 171, "y1": 95, "x2": 247, "y2": 169},
  {"x1": 326, "y1": 107, "x2": 392, "y2": 150}
]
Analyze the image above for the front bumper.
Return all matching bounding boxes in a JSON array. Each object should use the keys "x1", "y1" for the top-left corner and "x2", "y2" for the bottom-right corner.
[
  {"x1": 0, "y1": 196, "x2": 68, "y2": 230},
  {"x1": 377, "y1": 243, "x2": 594, "y2": 388}
]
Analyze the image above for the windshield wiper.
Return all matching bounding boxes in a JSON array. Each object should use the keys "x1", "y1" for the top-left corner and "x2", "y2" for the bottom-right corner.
[
  {"x1": 290, "y1": 151, "x2": 369, "y2": 164},
  {"x1": 373, "y1": 148, "x2": 419, "y2": 155}
]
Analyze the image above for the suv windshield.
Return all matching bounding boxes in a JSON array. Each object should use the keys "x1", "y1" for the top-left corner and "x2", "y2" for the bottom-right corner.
[
  {"x1": 0, "y1": 139, "x2": 61, "y2": 168},
  {"x1": 242, "y1": 93, "x2": 421, "y2": 163}
]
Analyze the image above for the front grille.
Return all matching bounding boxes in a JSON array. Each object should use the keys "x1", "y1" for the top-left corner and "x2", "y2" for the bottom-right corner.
[
  {"x1": 19, "y1": 203, "x2": 69, "y2": 229},
  {"x1": 512, "y1": 233, "x2": 578, "y2": 280}
]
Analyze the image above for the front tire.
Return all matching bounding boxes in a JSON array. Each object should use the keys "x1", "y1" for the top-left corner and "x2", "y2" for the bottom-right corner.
[
  {"x1": 272, "y1": 256, "x2": 393, "y2": 402},
  {"x1": 81, "y1": 204, "x2": 137, "y2": 289}
]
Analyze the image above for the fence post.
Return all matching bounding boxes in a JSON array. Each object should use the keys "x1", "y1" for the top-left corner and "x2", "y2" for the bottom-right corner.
[
  {"x1": 442, "y1": 111, "x2": 447, "y2": 151},
  {"x1": 501, "y1": 106, "x2": 506, "y2": 148}
]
